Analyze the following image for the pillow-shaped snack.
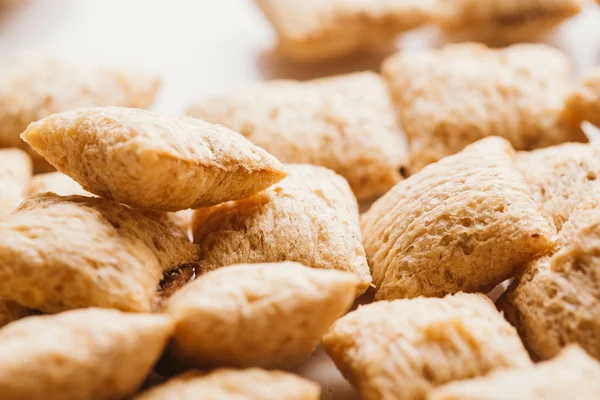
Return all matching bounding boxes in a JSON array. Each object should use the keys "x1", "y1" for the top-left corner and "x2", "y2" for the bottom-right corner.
[
  {"x1": 191, "y1": 164, "x2": 371, "y2": 294},
  {"x1": 382, "y1": 43, "x2": 585, "y2": 173},
  {"x1": 323, "y1": 293, "x2": 531, "y2": 400},
  {"x1": 21, "y1": 107, "x2": 288, "y2": 211},
  {"x1": 361, "y1": 137, "x2": 556, "y2": 300},
  {"x1": 0, "y1": 194, "x2": 200, "y2": 313},
  {"x1": 0, "y1": 308, "x2": 173, "y2": 400},
  {"x1": 165, "y1": 262, "x2": 358, "y2": 369},
  {"x1": 254, "y1": 0, "x2": 436, "y2": 62},
  {"x1": 188, "y1": 72, "x2": 407, "y2": 200}
]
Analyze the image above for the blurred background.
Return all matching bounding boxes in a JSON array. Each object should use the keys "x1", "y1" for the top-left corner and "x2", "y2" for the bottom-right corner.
[{"x1": 2, "y1": 0, "x2": 599, "y2": 117}]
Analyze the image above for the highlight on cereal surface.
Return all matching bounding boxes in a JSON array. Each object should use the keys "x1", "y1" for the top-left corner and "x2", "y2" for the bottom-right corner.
[{"x1": 0, "y1": 1, "x2": 599, "y2": 399}]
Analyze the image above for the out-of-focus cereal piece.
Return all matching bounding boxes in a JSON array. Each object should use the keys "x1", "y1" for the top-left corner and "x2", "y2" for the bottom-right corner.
[
  {"x1": 382, "y1": 43, "x2": 586, "y2": 172},
  {"x1": 191, "y1": 164, "x2": 371, "y2": 294},
  {"x1": 21, "y1": 107, "x2": 288, "y2": 211},
  {"x1": 322, "y1": 292, "x2": 532, "y2": 400},
  {"x1": 29, "y1": 172, "x2": 191, "y2": 240},
  {"x1": 435, "y1": 0, "x2": 583, "y2": 44},
  {"x1": 515, "y1": 143, "x2": 600, "y2": 231},
  {"x1": 429, "y1": 346, "x2": 600, "y2": 400},
  {"x1": 0, "y1": 298, "x2": 33, "y2": 329},
  {"x1": 565, "y1": 66, "x2": 600, "y2": 128},
  {"x1": 0, "y1": 193, "x2": 200, "y2": 313},
  {"x1": 0, "y1": 56, "x2": 160, "y2": 172},
  {"x1": 188, "y1": 72, "x2": 407, "y2": 200},
  {"x1": 0, "y1": 308, "x2": 173, "y2": 400},
  {"x1": 133, "y1": 369, "x2": 320, "y2": 400},
  {"x1": 0, "y1": 148, "x2": 31, "y2": 219},
  {"x1": 165, "y1": 262, "x2": 358, "y2": 369},
  {"x1": 253, "y1": 0, "x2": 436, "y2": 62},
  {"x1": 361, "y1": 137, "x2": 556, "y2": 300},
  {"x1": 499, "y1": 194, "x2": 600, "y2": 360}
]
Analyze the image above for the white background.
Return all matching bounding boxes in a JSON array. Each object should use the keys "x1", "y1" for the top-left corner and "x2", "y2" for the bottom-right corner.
[{"x1": 2, "y1": 1, "x2": 600, "y2": 398}]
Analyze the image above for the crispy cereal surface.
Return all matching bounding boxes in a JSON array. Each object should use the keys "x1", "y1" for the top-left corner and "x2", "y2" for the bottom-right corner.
[
  {"x1": 134, "y1": 369, "x2": 320, "y2": 400},
  {"x1": 0, "y1": 193, "x2": 199, "y2": 313},
  {"x1": 0, "y1": 148, "x2": 31, "y2": 220},
  {"x1": 0, "y1": 308, "x2": 174, "y2": 400},
  {"x1": 383, "y1": 43, "x2": 585, "y2": 172},
  {"x1": 188, "y1": 72, "x2": 407, "y2": 200},
  {"x1": 515, "y1": 143, "x2": 600, "y2": 231},
  {"x1": 361, "y1": 137, "x2": 556, "y2": 300},
  {"x1": 254, "y1": 0, "x2": 436, "y2": 62},
  {"x1": 500, "y1": 194, "x2": 600, "y2": 360},
  {"x1": 192, "y1": 164, "x2": 371, "y2": 294},
  {"x1": 429, "y1": 346, "x2": 600, "y2": 400},
  {"x1": 21, "y1": 106, "x2": 288, "y2": 211},
  {"x1": 323, "y1": 293, "x2": 531, "y2": 400},
  {"x1": 165, "y1": 262, "x2": 359, "y2": 369}
]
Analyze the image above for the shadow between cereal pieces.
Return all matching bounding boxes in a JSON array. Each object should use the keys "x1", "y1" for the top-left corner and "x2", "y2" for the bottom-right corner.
[{"x1": 255, "y1": 48, "x2": 393, "y2": 81}]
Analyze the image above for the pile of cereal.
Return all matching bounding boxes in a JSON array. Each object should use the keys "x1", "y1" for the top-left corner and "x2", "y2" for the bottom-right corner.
[{"x1": 1, "y1": 0, "x2": 600, "y2": 399}]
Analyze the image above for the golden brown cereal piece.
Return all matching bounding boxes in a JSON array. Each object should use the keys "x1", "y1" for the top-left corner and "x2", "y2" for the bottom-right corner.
[
  {"x1": 0, "y1": 148, "x2": 32, "y2": 219},
  {"x1": 436, "y1": 0, "x2": 583, "y2": 44},
  {"x1": 383, "y1": 43, "x2": 586, "y2": 172},
  {"x1": 165, "y1": 262, "x2": 358, "y2": 369},
  {"x1": 133, "y1": 369, "x2": 320, "y2": 400},
  {"x1": 188, "y1": 72, "x2": 407, "y2": 200},
  {"x1": 565, "y1": 66, "x2": 600, "y2": 128},
  {"x1": 0, "y1": 299, "x2": 34, "y2": 329},
  {"x1": 21, "y1": 107, "x2": 288, "y2": 211},
  {"x1": 192, "y1": 164, "x2": 371, "y2": 294},
  {"x1": 254, "y1": 0, "x2": 436, "y2": 62},
  {"x1": 0, "y1": 56, "x2": 160, "y2": 172},
  {"x1": 361, "y1": 137, "x2": 557, "y2": 300},
  {"x1": 0, "y1": 308, "x2": 174, "y2": 400},
  {"x1": 29, "y1": 172, "x2": 191, "y2": 240},
  {"x1": 323, "y1": 293, "x2": 532, "y2": 400},
  {"x1": 499, "y1": 195, "x2": 600, "y2": 360},
  {"x1": 0, "y1": 193, "x2": 200, "y2": 313},
  {"x1": 515, "y1": 143, "x2": 600, "y2": 231},
  {"x1": 429, "y1": 346, "x2": 600, "y2": 400}
]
